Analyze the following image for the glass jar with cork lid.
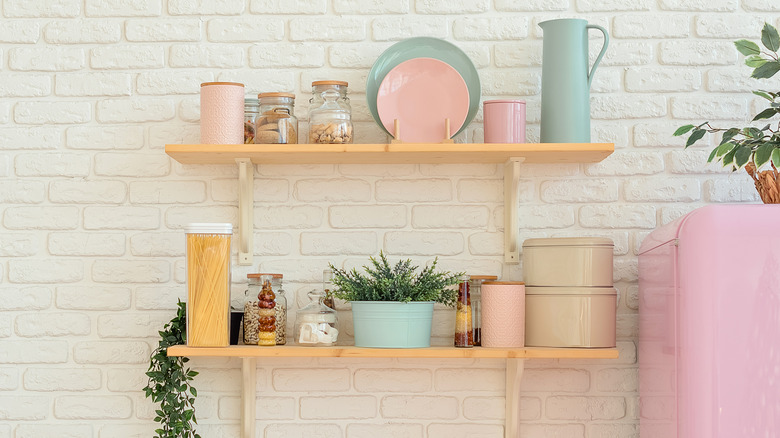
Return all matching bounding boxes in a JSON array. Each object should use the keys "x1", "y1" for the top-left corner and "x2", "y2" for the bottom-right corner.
[
  {"x1": 308, "y1": 80, "x2": 353, "y2": 144},
  {"x1": 255, "y1": 92, "x2": 298, "y2": 144}
]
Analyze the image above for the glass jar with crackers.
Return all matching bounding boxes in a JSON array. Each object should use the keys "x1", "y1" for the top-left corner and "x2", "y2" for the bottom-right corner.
[{"x1": 255, "y1": 92, "x2": 298, "y2": 144}]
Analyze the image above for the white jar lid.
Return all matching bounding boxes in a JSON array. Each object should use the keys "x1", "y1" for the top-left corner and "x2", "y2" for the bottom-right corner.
[{"x1": 184, "y1": 223, "x2": 233, "y2": 234}]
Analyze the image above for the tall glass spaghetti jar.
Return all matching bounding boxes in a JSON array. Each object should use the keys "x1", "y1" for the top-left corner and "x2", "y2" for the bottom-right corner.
[
  {"x1": 185, "y1": 223, "x2": 232, "y2": 347},
  {"x1": 308, "y1": 80, "x2": 353, "y2": 144}
]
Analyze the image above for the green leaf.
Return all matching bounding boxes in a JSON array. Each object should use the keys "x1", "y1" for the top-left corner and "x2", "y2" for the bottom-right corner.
[
  {"x1": 735, "y1": 145, "x2": 753, "y2": 168},
  {"x1": 736, "y1": 39, "x2": 762, "y2": 56},
  {"x1": 707, "y1": 147, "x2": 719, "y2": 163},
  {"x1": 685, "y1": 128, "x2": 706, "y2": 148},
  {"x1": 752, "y1": 61, "x2": 780, "y2": 79},
  {"x1": 722, "y1": 146, "x2": 738, "y2": 166},
  {"x1": 753, "y1": 107, "x2": 779, "y2": 121},
  {"x1": 772, "y1": 148, "x2": 780, "y2": 167},
  {"x1": 755, "y1": 143, "x2": 774, "y2": 168},
  {"x1": 716, "y1": 142, "x2": 736, "y2": 157},
  {"x1": 753, "y1": 90, "x2": 774, "y2": 101},
  {"x1": 746, "y1": 55, "x2": 769, "y2": 68},
  {"x1": 720, "y1": 128, "x2": 740, "y2": 145},
  {"x1": 762, "y1": 23, "x2": 780, "y2": 52},
  {"x1": 674, "y1": 124, "x2": 695, "y2": 136},
  {"x1": 745, "y1": 127, "x2": 765, "y2": 139}
]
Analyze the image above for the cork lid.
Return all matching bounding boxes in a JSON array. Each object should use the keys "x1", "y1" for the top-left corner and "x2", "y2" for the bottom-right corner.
[
  {"x1": 312, "y1": 80, "x2": 348, "y2": 87},
  {"x1": 258, "y1": 92, "x2": 295, "y2": 99},
  {"x1": 201, "y1": 82, "x2": 244, "y2": 87},
  {"x1": 482, "y1": 281, "x2": 525, "y2": 285},
  {"x1": 469, "y1": 275, "x2": 498, "y2": 281},
  {"x1": 522, "y1": 237, "x2": 613, "y2": 248},
  {"x1": 247, "y1": 273, "x2": 283, "y2": 279}
]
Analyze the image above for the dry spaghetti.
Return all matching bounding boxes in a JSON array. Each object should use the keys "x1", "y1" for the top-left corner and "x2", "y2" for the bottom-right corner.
[{"x1": 186, "y1": 224, "x2": 232, "y2": 347}]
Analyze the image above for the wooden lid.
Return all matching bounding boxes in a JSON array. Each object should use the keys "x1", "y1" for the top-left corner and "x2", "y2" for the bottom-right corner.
[
  {"x1": 201, "y1": 82, "x2": 244, "y2": 87},
  {"x1": 258, "y1": 92, "x2": 295, "y2": 99},
  {"x1": 469, "y1": 275, "x2": 498, "y2": 281},
  {"x1": 247, "y1": 273, "x2": 283, "y2": 279},
  {"x1": 482, "y1": 281, "x2": 525, "y2": 285},
  {"x1": 312, "y1": 80, "x2": 348, "y2": 87}
]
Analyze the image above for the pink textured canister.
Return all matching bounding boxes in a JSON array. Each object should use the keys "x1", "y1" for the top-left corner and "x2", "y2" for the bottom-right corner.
[
  {"x1": 200, "y1": 82, "x2": 245, "y2": 144},
  {"x1": 483, "y1": 100, "x2": 526, "y2": 143},
  {"x1": 481, "y1": 281, "x2": 525, "y2": 347}
]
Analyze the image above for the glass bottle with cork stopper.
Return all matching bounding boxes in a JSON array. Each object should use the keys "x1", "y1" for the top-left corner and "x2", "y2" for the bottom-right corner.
[
  {"x1": 322, "y1": 268, "x2": 336, "y2": 310},
  {"x1": 454, "y1": 274, "x2": 472, "y2": 347}
]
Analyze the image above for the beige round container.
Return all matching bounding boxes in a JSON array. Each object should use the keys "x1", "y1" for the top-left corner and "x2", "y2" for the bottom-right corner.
[
  {"x1": 524, "y1": 286, "x2": 616, "y2": 348},
  {"x1": 522, "y1": 237, "x2": 613, "y2": 287},
  {"x1": 481, "y1": 281, "x2": 525, "y2": 348}
]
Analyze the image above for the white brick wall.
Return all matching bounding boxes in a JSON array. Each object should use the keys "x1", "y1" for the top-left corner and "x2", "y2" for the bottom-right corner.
[{"x1": 0, "y1": 1, "x2": 775, "y2": 436}]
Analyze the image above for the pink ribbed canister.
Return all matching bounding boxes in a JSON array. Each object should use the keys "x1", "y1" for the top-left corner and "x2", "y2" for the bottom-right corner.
[
  {"x1": 200, "y1": 82, "x2": 244, "y2": 144},
  {"x1": 481, "y1": 281, "x2": 525, "y2": 348},
  {"x1": 483, "y1": 99, "x2": 526, "y2": 143}
]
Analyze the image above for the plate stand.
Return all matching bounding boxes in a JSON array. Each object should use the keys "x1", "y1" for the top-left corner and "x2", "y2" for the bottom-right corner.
[{"x1": 389, "y1": 118, "x2": 455, "y2": 144}]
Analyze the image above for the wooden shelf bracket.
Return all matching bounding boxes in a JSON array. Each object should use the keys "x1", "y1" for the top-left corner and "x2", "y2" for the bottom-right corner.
[
  {"x1": 241, "y1": 357, "x2": 256, "y2": 438},
  {"x1": 236, "y1": 158, "x2": 253, "y2": 266},
  {"x1": 504, "y1": 158, "x2": 525, "y2": 264}
]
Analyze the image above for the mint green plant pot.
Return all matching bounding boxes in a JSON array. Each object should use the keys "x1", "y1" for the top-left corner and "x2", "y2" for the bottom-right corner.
[{"x1": 351, "y1": 301, "x2": 434, "y2": 348}]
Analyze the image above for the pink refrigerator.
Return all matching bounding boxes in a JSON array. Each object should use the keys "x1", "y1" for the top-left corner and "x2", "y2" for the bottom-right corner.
[{"x1": 639, "y1": 204, "x2": 780, "y2": 437}]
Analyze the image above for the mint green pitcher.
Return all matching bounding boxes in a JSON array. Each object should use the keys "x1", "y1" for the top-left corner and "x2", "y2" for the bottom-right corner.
[{"x1": 539, "y1": 18, "x2": 609, "y2": 143}]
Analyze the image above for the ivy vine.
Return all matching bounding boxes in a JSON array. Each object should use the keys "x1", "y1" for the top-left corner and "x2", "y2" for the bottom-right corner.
[{"x1": 143, "y1": 300, "x2": 201, "y2": 438}]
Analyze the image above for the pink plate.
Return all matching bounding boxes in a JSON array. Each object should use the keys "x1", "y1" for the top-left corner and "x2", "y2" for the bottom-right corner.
[{"x1": 377, "y1": 57, "x2": 470, "y2": 143}]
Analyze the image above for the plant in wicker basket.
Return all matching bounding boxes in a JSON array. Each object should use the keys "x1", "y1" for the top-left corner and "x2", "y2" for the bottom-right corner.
[{"x1": 675, "y1": 23, "x2": 780, "y2": 203}]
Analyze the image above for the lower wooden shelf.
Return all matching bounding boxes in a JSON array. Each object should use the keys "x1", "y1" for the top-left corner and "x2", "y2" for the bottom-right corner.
[
  {"x1": 167, "y1": 344, "x2": 618, "y2": 359},
  {"x1": 168, "y1": 344, "x2": 618, "y2": 438}
]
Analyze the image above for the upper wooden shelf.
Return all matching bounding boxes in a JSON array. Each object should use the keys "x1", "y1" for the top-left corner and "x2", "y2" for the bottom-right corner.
[
  {"x1": 165, "y1": 143, "x2": 614, "y2": 165},
  {"x1": 167, "y1": 345, "x2": 618, "y2": 359}
]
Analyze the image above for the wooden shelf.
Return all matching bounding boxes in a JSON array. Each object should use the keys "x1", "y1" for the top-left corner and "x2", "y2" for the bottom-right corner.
[
  {"x1": 167, "y1": 344, "x2": 618, "y2": 359},
  {"x1": 165, "y1": 142, "x2": 613, "y2": 165}
]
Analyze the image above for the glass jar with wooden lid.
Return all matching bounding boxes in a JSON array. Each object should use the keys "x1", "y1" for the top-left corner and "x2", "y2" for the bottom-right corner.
[
  {"x1": 308, "y1": 80, "x2": 353, "y2": 144},
  {"x1": 255, "y1": 92, "x2": 298, "y2": 144}
]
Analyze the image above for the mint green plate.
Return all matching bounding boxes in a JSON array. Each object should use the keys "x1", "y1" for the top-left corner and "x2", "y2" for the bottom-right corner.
[{"x1": 367, "y1": 37, "x2": 481, "y2": 139}]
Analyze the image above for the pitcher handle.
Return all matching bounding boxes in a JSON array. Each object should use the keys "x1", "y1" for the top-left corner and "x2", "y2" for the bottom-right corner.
[{"x1": 586, "y1": 24, "x2": 609, "y2": 89}]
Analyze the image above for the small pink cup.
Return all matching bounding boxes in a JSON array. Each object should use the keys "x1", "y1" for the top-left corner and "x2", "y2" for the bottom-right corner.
[
  {"x1": 200, "y1": 82, "x2": 244, "y2": 144},
  {"x1": 481, "y1": 281, "x2": 525, "y2": 348},
  {"x1": 483, "y1": 100, "x2": 526, "y2": 143}
]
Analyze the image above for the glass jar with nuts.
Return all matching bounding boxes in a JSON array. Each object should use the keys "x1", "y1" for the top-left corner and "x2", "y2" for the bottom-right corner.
[
  {"x1": 308, "y1": 80, "x2": 353, "y2": 144},
  {"x1": 255, "y1": 92, "x2": 298, "y2": 144}
]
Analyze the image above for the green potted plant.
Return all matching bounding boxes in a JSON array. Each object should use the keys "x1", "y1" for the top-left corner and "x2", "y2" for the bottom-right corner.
[
  {"x1": 675, "y1": 23, "x2": 780, "y2": 203},
  {"x1": 143, "y1": 301, "x2": 201, "y2": 438},
  {"x1": 329, "y1": 251, "x2": 462, "y2": 348}
]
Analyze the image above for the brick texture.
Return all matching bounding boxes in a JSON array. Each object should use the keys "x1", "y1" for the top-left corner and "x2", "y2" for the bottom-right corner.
[{"x1": 0, "y1": 2, "x2": 767, "y2": 434}]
